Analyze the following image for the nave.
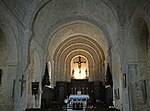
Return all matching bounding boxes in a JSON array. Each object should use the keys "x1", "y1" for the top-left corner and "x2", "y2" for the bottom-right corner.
[{"x1": 1, "y1": 1, "x2": 150, "y2": 111}]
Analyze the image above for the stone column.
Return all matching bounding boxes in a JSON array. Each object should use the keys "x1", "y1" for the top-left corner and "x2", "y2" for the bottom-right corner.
[{"x1": 128, "y1": 64, "x2": 138, "y2": 111}]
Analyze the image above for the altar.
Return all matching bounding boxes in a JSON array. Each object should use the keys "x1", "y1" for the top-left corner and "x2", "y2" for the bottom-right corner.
[{"x1": 66, "y1": 94, "x2": 89, "y2": 111}]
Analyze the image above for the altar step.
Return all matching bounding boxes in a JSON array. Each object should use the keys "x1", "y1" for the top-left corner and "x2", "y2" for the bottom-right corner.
[
  {"x1": 24, "y1": 108, "x2": 120, "y2": 111},
  {"x1": 24, "y1": 108, "x2": 62, "y2": 111},
  {"x1": 86, "y1": 108, "x2": 120, "y2": 111}
]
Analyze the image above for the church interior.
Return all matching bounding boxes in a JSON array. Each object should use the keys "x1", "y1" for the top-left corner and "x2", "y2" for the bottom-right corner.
[{"x1": 0, "y1": 0, "x2": 150, "y2": 111}]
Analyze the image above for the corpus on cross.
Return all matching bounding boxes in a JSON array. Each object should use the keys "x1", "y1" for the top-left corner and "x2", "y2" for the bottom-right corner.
[
  {"x1": 73, "y1": 56, "x2": 86, "y2": 75},
  {"x1": 19, "y1": 75, "x2": 26, "y2": 97},
  {"x1": 74, "y1": 56, "x2": 86, "y2": 69}
]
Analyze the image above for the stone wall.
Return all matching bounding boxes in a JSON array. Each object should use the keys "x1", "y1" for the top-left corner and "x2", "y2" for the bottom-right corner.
[
  {"x1": 0, "y1": 0, "x2": 26, "y2": 110},
  {"x1": 124, "y1": 1, "x2": 150, "y2": 110}
]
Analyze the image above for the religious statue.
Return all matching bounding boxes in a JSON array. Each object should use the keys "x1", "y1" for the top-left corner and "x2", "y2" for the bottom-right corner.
[
  {"x1": 72, "y1": 69, "x2": 75, "y2": 78},
  {"x1": 42, "y1": 63, "x2": 50, "y2": 89},
  {"x1": 85, "y1": 69, "x2": 88, "y2": 78}
]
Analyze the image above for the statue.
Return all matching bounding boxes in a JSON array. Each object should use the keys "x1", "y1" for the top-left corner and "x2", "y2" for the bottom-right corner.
[
  {"x1": 72, "y1": 69, "x2": 75, "y2": 78},
  {"x1": 42, "y1": 63, "x2": 50, "y2": 89}
]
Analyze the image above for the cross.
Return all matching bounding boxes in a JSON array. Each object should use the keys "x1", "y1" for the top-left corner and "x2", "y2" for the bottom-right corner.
[
  {"x1": 19, "y1": 75, "x2": 26, "y2": 97},
  {"x1": 74, "y1": 56, "x2": 86, "y2": 69}
]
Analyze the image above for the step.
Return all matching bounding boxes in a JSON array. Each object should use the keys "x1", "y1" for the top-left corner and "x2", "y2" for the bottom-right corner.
[
  {"x1": 25, "y1": 108, "x2": 62, "y2": 111},
  {"x1": 24, "y1": 108, "x2": 120, "y2": 111}
]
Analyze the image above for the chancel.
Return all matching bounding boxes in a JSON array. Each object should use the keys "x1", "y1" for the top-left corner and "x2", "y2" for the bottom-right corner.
[{"x1": 0, "y1": 0, "x2": 150, "y2": 111}]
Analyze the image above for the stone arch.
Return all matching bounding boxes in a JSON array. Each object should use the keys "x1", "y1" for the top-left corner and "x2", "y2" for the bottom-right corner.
[
  {"x1": 23, "y1": 0, "x2": 116, "y2": 48},
  {"x1": 22, "y1": 0, "x2": 53, "y2": 71},
  {"x1": 52, "y1": 34, "x2": 106, "y2": 82},
  {"x1": 0, "y1": 14, "x2": 19, "y2": 110},
  {"x1": 46, "y1": 20, "x2": 111, "y2": 87},
  {"x1": 53, "y1": 35, "x2": 105, "y2": 62},
  {"x1": 0, "y1": 28, "x2": 8, "y2": 66},
  {"x1": 43, "y1": 17, "x2": 112, "y2": 51},
  {"x1": 24, "y1": 14, "x2": 113, "y2": 87},
  {"x1": 25, "y1": 1, "x2": 118, "y2": 85},
  {"x1": 65, "y1": 50, "x2": 95, "y2": 81},
  {"x1": 22, "y1": 0, "x2": 118, "y2": 89},
  {"x1": 0, "y1": 18, "x2": 18, "y2": 110},
  {"x1": 24, "y1": 0, "x2": 118, "y2": 31},
  {"x1": 48, "y1": 21, "x2": 109, "y2": 61},
  {"x1": 127, "y1": 17, "x2": 149, "y2": 111},
  {"x1": 128, "y1": 17, "x2": 148, "y2": 71},
  {"x1": 23, "y1": 0, "x2": 52, "y2": 28},
  {"x1": 0, "y1": 19, "x2": 18, "y2": 64},
  {"x1": 56, "y1": 45, "x2": 100, "y2": 80},
  {"x1": 24, "y1": 0, "x2": 117, "y2": 64}
]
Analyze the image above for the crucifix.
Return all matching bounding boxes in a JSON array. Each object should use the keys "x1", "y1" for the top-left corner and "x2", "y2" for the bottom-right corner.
[
  {"x1": 19, "y1": 75, "x2": 26, "y2": 97},
  {"x1": 74, "y1": 56, "x2": 86, "y2": 75},
  {"x1": 74, "y1": 56, "x2": 86, "y2": 69}
]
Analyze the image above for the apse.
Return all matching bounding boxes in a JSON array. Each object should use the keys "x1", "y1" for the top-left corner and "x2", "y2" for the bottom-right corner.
[{"x1": 71, "y1": 55, "x2": 89, "y2": 79}]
